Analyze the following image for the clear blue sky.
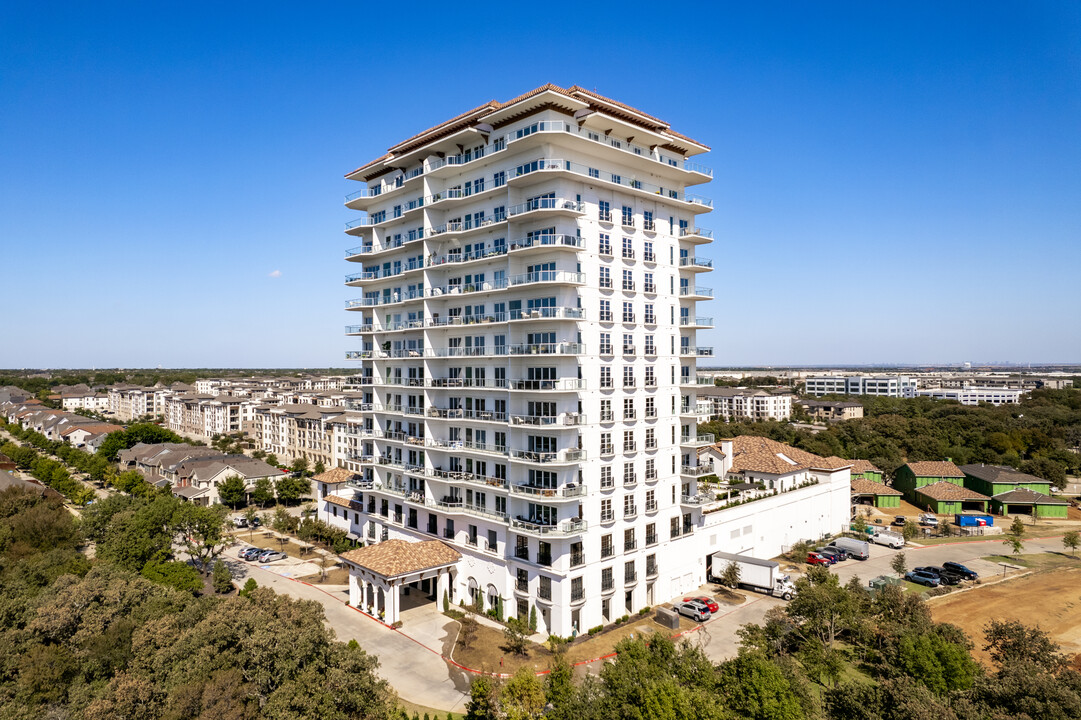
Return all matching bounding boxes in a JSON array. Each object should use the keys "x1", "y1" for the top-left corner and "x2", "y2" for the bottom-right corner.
[{"x1": 1, "y1": 2, "x2": 1078, "y2": 368}]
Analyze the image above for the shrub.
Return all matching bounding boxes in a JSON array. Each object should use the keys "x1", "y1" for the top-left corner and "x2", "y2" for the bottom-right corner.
[
  {"x1": 638, "y1": 606, "x2": 651, "y2": 615},
  {"x1": 588, "y1": 624, "x2": 604, "y2": 636}
]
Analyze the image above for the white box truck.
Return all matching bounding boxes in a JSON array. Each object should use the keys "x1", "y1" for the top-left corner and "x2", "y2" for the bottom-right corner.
[
  {"x1": 711, "y1": 552, "x2": 797, "y2": 600},
  {"x1": 828, "y1": 536, "x2": 870, "y2": 560}
]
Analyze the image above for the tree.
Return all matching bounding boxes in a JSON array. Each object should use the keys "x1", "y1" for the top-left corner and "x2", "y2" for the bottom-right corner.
[
  {"x1": 290, "y1": 456, "x2": 309, "y2": 474},
  {"x1": 983, "y1": 619, "x2": 1068, "y2": 671},
  {"x1": 459, "y1": 615, "x2": 479, "y2": 649},
  {"x1": 465, "y1": 676, "x2": 500, "y2": 720},
  {"x1": 313, "y1": 460, "x2": 326, "y2": 475},
  {"x1": 216, "y1": 474, "x2": 247, "y2": 508},
  {"x1": 275, "y1": 474, "x2": 311, "y2": 504},
  {"x1": 501, "y1": 667, "x2": 546, "y2": 720},
  {"x1": 140, "y1": 560, "x2": 203, "y2": 593},
  {"x1": 901, "y1": 519, "x2": 920, "y2": 541},
  {"x1": 239, "y1": 577, "x2": 258, "y2": 597},
  {"x1": 786, "y1": 567, "x2": 856, "y2": 648},
  {"x1": 212, "y1": 559, "x2": 233, "y2": 593},
  {"x1": 891, "y1": 552, "x2": 907, "y2": 577},
  {"x1": 503, "y1": 616, "x2": 530, "y2": 656},
  {"x1": 529, "y1": 604, "x2": 537, "y2": 633},
  {"x1": 96, "y1": 422, "x2": 188, "y2": 461},
  {"x1": 544, "y1": 655, "x2": 575, "y2": 720},
  {"x1": 851, "y1": 514, "x2": 868, "y2": 537},
  {"x1": 244, "y1": 505, "x2": 258, "y2": 540},
  {"x1": 265, "y1": 453, "x2": 279, "y2": 467},
  {"x1": 1003, "y1": 516, "x2": 1027, "y2": 555},
  {"x1": 172, "y1": 503, "x2": 229, "y2": 574},
  {"x1": 1063, "y1": 530, "x2": 1080, "y2": 557},
  {"x1": 252, "y1": 477, "x2": 275, "y2": 507},
  {"x1": 720, "y1": 560, "x2": 742, "y2": 588}
]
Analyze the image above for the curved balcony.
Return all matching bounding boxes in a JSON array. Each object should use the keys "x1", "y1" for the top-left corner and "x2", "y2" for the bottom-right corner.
[
  {"x1": 679, "y1": 286, "x2": 713, "y2": 298},
  {"x1": 509, "y1": 234, "x2": 583, "y2": 253},
  {"x1": 510, "y1": 483, "x2": 586, "y2": 499},
  {"x1": 508, "y1": 307, "x2": 584, "y2": 322},
  {"x1": 679, "y1": 316, "x2": 714, "y2": 329},
  {"x1": 509, "y1": 517, "x2": 588, "y2": 538},
  {"x1": 345, "y1": 290, "x2": 423, "y2": 310},
  {"x1": 507, "y1": 197, "x2": 583, "y2": 219},
  {"x1": 680, "y1": 433, "x2": 715, "y2": 448},
  {"x1": 679, "y1": 256, "x2": 713, "y2": 272},
  {"x1": 509, "y1": 270, "x2": 585, "y2": 288},
  {"x1": 508, "y1": 342, "x2": 585, "y2": 356},
  {"x1": 678, "y1": 227, "x2": 713, "y2": 245},
  {"x1": 510, "y1": 413, "x2": 585, "y2": 426},
  {"x1": 508, "y1": 448, "x2": 586, "y2": 464}
]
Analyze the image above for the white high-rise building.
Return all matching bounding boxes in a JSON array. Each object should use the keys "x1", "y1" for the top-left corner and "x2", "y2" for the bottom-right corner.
[{"x1": 326, "y1": 85, "x2": 848, "y2": 635}]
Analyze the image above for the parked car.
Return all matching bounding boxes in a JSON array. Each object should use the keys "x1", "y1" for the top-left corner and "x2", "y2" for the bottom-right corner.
[
  {"x1": 806, "y1": 552, "x2": 832, "y2": 566},
  {"x1": 817, "y1": 547, "x2": 847, "y2": 562},
  {"x1": 239, "y1": 547, "x2": 262, "y2": 560},
  {"x1": 941, "y1": 561, "x2": 979, "y2": 581},
  {"x1": 905, "y1": 570, "x2": 941, "y2": 587},
  {"x1": 870, "y1": 531, "x2": 905, "y2": 549},
  {"x1": 892, "y1": 515, "x2": 907, "y2": 527},
  {"x1": 259, "y1": 550, "x2": 287, "y2": 563},
  {"x1": 915, "y1": 566, "x2": 962, "y2": 586},
  {"x1": 233, "y1": 517, "x2": 248, "y2": 528},
  {"x1": 829, "y1": 537, "x2": 870, "y2": 560},
  {"x1": 675, "y1": 601, "x2": 711, "y2": 622},
  {"x1": 683, "y1": 596, "x2": 720, "y2": 613},
  {"x1": 919, "y1": 514, "x2": 939, "y2": 527}
]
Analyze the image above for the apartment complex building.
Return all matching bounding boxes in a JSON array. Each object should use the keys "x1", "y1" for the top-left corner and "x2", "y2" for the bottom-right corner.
[
  {"x1": 916, "y1": 387, "x2": 1024, "y2": 406},
  {"x1": 322, "y1": 85, "x2": 850, "y2": 633},
  {"x1": 804, "y1": 374, "x2": 917, "y2": 398},
  {"x1": 698, "y1": 387, "x2": 794, "y2": 422}
]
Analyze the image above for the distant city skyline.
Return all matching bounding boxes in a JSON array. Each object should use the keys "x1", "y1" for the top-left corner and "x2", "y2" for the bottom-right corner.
[{"x1": 1, "y1": 3, "x2": 1078, "y2": 367}]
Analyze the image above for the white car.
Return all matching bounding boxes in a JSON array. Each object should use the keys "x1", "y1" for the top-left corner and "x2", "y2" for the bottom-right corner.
[
  {"x1": 870, "y1": 531, "x2": 905, "y2": 549},
  {"x1": 919, "y1": 514, "x2": 939, "y2": 527}
]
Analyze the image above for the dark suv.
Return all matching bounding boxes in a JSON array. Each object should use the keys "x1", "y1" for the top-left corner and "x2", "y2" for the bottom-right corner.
[
  {"x1": 941, "y1": 561, "x2": 979, "y2": 581},
  {"x1": 914, "y1": 566, "x2": 962, "y2": 586}
]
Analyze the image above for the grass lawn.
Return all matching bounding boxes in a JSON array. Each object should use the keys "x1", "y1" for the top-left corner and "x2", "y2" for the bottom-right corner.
[
  {"x1": 295, "y1": 567, "x2": 350, "y2": 585},
  {"x1": 398, "y1": 699, "x2": 461, "y2": 720},
  {"x1": 980, "y1": 552, "x2": 1079, "y2": 570},
  {"x1": 230, "y1": 531, "x2": 320, "y2": 559}
]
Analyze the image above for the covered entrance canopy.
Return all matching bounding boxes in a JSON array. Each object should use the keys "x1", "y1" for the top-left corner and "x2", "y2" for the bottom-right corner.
[
  {"x1": 339, "y1": 539, "x2": 461, "y2": 625},
  {"x1": 993, "y1": 488, "x2": 1070, "y2": 518}
]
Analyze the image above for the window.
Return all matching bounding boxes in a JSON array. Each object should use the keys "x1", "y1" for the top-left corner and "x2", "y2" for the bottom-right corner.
[
  {"x1": 646, "y1": 554, "x2": 657, "y2": 576},
  {"x1": 645, "y1": 367, "x2": 656, "y2": 387},
  {"x1": 516, "y1": 568, "x2": 528, "y2": 592},
  {"x1": 599, "y1": 299, "x2": 612, "y2": 322},
  {"x1": 623, "y1": 333, "x2": 634, "y2": 354},
  {"x1": 601, "y1": 399, "x2": 613, "y2": 422},
  {"x1": 644, "y1": 272, "x2": 655, "y2": 294},
  {"x1": 623, "y1": 461, "x2": 635, "y2": 485},
  {"x1": 670, "y1": 516, "x2": 680, "y2": 539},
  {"x1": 645, "y1": 397, "x2": 656, "y2": 417},
  {"x1": 599, "y1": 332, "x2": 612, "y2": 355},
  {"x1": 600, "y1": 432, "x2": 613, "y2": 455},
  {"x1": 624, "y1": 495, "x2": 637, "y2": 518},
  {"x1": 646, "y1": 458, "x2": 656, "y2": 480},
  {"x1": 644, "y1": 336, "x2": 655, "y2": 356},
  {"x1": 601, "y1": 567, "x2": 614, "y2": 591},
  {"x1": 625, "y1": 560, "x2": 637, "y2": 583},
  {"x1": 588, "y1": 167, "x2": 599, "y2": 178},
  {"x1": 571, "y1": 542, "x2": 584, "y2": 567},
  {"x1": 645, "y1": 428, "x2": 656, "y2": 449},
  {"x1": 644, "y1": 241, "x2": 654, "y2": 263},
  {"x1": 599, "y1": 201, "x2": 611, "y2": 222},
  {"x1": 623, "y1": 430, "x2": 635, "y2": 452},
  {"x1": 622, "y1": 269, "x2": 633, "y2": 291},
  {"x1": 624, "y1": 528, "x2": 636, "y2": 552},
  {"x1": 623, "y1": 397, "x2": 635, "y2": 420},
  {"x1": 643, "y1": 210, "x2": 654, "y2": 231},
  {"x1": 622, "y1": 205, "x2": 633, "y2": 227},
  {"x1": 487, "y1": 529, "x2": 498, "y2": 552},
  {"x1": 646, "y1": 489, "x2": 657, "y2": 511},
  {"x1": 539, "y1": 575, "x2": 552, "y2": 600},
  {"x1": 644, "y1": 303, "x2": 655, "y2": 325},
  {"x1": 600, "y1": 366, "x2": 612, "y2": 389},
  {"x1": 599, "y1": 233, "x2": 612, "y2": 256},
  {"x1": 623, "y1": 366, "x2": 635, "y2": 388},
  {"x1": 600, "y1": 498, "x2": 613, "y2": 522},
  {"x1": 515, "y1": 535, "x2": 529, "y2": 560},
  {"x1": 622, "y1": 236, "x2": 634, "y2": 259},
  {"x1": 622, "y1": 301, "x2": 634, "y2": 323},
  {"x1": 601, "y1": 534, "x2": 614, "y2": 559},
  {"x1": 646, "y1": 523, "x2": 658, "y2": 545},
  {"x1": 571, "y1": 577, "x2": 584, "y2": 601},
  {"x1": 601, "y1": 465, "x2": 614, "y2": 488}
]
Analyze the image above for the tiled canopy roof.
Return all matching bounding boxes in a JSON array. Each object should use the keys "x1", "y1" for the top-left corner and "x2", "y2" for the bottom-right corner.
[
  {"x1": 340, "y1": 539, "x2": 461, "y2": 579},
  {"x1": 960, "y1": 464, "x2": 1050, "y2": 486},
  {"x1": 905, "y1": 461, "x2": 964, "y2": 478},
  {"x1": 993, "y1": 488, "x2": 1068, "y2": 505},
  {"x1": 718, "y1": 436, "x2": 851, "y2": 476},
  {"x1": 313, "y1": 466, "x2": 356, "y2": 485}
]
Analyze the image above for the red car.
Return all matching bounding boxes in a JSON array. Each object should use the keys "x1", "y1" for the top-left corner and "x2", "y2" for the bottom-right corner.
[
  {"x1": 682, "y1": 596, "x2": 719, "y2": 613},
  {"x1": 806, "y1": 552, "x2": 831, "y2": 566}
]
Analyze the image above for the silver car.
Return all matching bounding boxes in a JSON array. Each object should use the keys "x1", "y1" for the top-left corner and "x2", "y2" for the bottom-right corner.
[{"x1": 675, "y1": 600, "x2": 711, "y2": 622}]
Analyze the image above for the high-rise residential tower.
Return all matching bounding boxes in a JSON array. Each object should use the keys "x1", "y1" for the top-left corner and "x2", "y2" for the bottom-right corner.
[{"x1": 334, "y1": 84, "x2": 723, "y2": 634}]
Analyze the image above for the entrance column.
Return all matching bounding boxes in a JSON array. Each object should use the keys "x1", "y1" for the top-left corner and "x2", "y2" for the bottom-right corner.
[
  {"x1": 437, "y1": 569, "x2": 450, "y2": 606},
  {"x1": 348, "y1": 571, "x2": 360, "y2": 607},
  {"x1": 387, "y1": 581, "x2": 401, "y2": 624}
]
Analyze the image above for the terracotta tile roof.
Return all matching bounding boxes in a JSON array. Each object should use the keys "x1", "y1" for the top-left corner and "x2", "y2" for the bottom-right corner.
[
  {"x1": 817, "y1": 456, "x2": 856, "y2": 470},
  {"x1": 959, "y1": 464, "x2": 1050, "y2": 486},
  {"x1": 915, "y1": 481, "x2": 990, "y2": 502},
  {"x1": 339, "y1": 539, "x2": 461, "y2": 579},
  {"x1": 346, "y1": 84, "x2": 707, "y2": 179},
  {"x1": 324, "y1": 494, "x2": 364, "y2": 511},
  {"x1": 313, "y1": 466, "x2": 356, "y2": 485},
  {"x1": 992, "y1": 488, "x2": 1068, "y2": 505},
  {"x1": 850, "y1": 478, "x2": 902, "y2": 496},
  {"x1": 849, "y1": 459, "x2": 882, "y2": 474},
  {"x1": 905, "y1": 461, "x2": 964, "y2": 478},
  {"x1": 721, "y1": 436, "x2": 842, "y2": 475}
]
